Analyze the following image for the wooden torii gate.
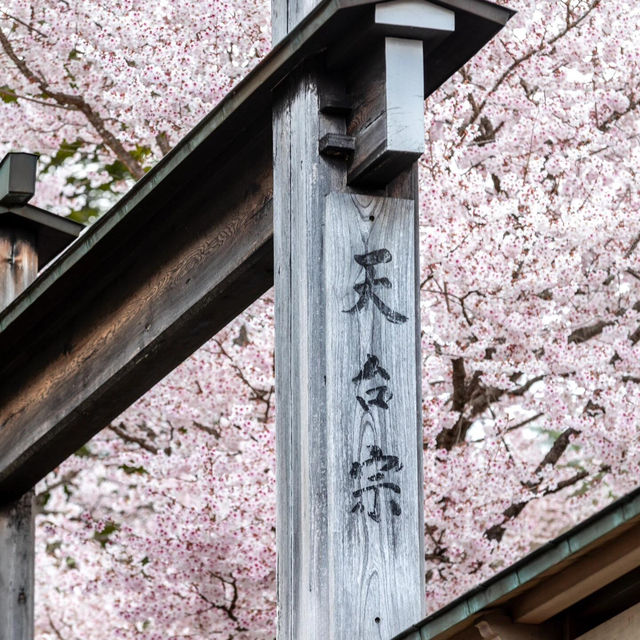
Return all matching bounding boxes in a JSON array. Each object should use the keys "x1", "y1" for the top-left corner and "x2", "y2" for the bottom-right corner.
[{"x1": 0, "y1": 1, "x2": 513, "y2": 638}]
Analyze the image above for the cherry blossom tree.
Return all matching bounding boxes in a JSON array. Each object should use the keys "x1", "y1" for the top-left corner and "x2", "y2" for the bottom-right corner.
[{"x1": 2, "y1": 0, "x2": 640, "y2": 637}]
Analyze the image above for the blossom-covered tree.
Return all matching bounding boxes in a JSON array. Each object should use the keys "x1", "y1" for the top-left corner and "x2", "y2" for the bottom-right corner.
[{"x1": 2, "y1": 0, "x2": 640, "y2": 637}]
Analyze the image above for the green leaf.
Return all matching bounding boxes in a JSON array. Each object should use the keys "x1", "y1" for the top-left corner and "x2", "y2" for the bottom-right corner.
[
  {"x1": 94, "y1": 521, "x2": 120, "y2": 548},
  {"x1": 129, "y1": 145, "x2": 152, "y2": 162},
  {"x1": 75, "y1": 444, "x2": 93, "y2": 458},
  {"x1": 67, "y1": 206, "x2": 100, "y2": 225},
  {"x1": 119, "y1": 464, "x2": 148, "y2": 476},
  {"x1": 46, "y1": 540, "x2": 62, "y2": 556},
  {"x1": 104, "y1": 159, "x2": 131, "y2": 182},
  {"x1": 48, "y1": 140, "x2": 83, "y2": 168},
  {"x1": 37, "y1": 491, "x2": 51, "y2": 508},
  {"x1": 0, "y1": 86, "x2": 18, "y2": 103}
]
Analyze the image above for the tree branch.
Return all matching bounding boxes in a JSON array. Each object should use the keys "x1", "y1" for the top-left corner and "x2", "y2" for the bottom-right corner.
[
  {"x1": 485, "y1": 429, "x2": 592, "y2": 542},
  {"x1": 458, "y1": 0, "x2": 601, "y2": 140},
  {"x1": 0, "y1": 27, "x2": 144, "y2": 179},
  {"x1": 108, "y1": 423, "x2": 159, "y2": 454}
]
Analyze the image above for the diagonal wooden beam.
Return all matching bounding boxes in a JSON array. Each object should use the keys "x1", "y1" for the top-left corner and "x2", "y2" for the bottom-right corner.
[
  {"x1": 475, "y1": 612, "x2": 561, "y2": 640},
  {"x1": 0, "y1": 0, "x2": 356, "y2": 500},
  {"x1": 0, "y1": 129, "x2": 274, "y2": 501},
  {"x1": 0, "y1": 0, "x2": 513, "y2": 503},
  {"x1": 512, "y1": 523, "x2": 640, "y2": 624}
]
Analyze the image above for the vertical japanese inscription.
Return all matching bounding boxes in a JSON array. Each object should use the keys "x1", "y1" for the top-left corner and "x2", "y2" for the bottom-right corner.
[
  {"x1": 353, "y1": 354, "x2": 393, "y2": 412},
  {"x1": 325, "y1": 193, "x2": 422, "y2": 638},
  {"x1": 350, "y1": 445, "x2": 403, "y2": 522},
  {"x1": 344, "y1": 250, "x2": 408, "y2": 324},
  {"x1": 345, "y1": 246, "x2": 407, "y2": 522}
]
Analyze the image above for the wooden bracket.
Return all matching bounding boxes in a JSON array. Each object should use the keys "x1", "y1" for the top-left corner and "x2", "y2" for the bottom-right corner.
[
  {"x1": 338, "y1": 1, "x2": 455, "y2": 187},
  {"x1": 319, "y1": 85, "x2": 352, "y2": 115},
  {"x1": 319, "y1": 133, "x2": 356, "y2": 159},
  {"x1": 346, "y1": 36, "x2": 426, "y2": 187},
  {"x1": 375, "y1": 0, "x2": 455, "y2": 36}
]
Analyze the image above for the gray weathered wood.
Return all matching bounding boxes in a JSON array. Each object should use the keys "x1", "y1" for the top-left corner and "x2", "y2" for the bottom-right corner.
[
  {"x1": 273, "y1": 0, "x2": 424, "y2": 636},
  {"x1": 348, "y1": 36, "x2": 426, "y2": 187},
  {"x1": 0, "y1": 492, "x2": 34, "y2": 640},
  {"x1": 325, "y1": 193, "x2": 423, "y2": 637},
  {"x1": 384, "y1": 38, "x2": 425, "y2": 154},
  {"x1": 273, "y1": 68, "x2": 424, "y2": 635},
  {"x1": 375, "y1": 0, "x2": 455, "y2": 32},
  {"x1": 0, "y1": 153, "x2": 37, "y2": 206},
  {"x1": 0, "y1": 227, "x2": 37, "y2": 310},
  {"x1": 273, "y1": 61, "x2": 338, "y2": 640},
  {"x1": 0, "y1": 226, "x2": 36, "y2": 640},
  {"x1": 272, "y1": 0, "x2": 320, "y2": 43}
]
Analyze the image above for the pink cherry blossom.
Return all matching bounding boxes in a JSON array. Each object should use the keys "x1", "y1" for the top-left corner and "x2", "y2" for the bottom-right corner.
[{"x1": 2, "y1": 0, "x2": 640, "y2": 637}]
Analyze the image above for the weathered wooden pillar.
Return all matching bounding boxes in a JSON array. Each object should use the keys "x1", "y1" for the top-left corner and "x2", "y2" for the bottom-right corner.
[
  {"x1": 272, "y1": 3, "x2": 440, "y2": 637},
  {"x1": 0, "y1": 155, "x2": 39, "y2": 640},
  {"x1": 0, "y1": 492, "x2": 35, "y2": 640},
  {"x1": 0, "y1": 152, "x2": 80, "y2": 640}
]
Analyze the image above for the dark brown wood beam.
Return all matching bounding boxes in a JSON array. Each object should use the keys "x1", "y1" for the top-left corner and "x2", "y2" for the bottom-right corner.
[
  {"x1": 511, "y1": 523, "x2": 640, "y2": 624},
  {"x1": 0, "y1": 125, "x2": 273, "y2": 501}
]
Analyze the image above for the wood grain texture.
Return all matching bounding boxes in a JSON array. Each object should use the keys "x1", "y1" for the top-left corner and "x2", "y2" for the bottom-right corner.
[
  {"x1": 272, "y1": 8, "x2": 425, "y2": 631},
  {"x1": 512, "y1": 523, "x2": 640, "y2": 624},
  {"x1": 384, "y1": 38, "x2": 424, "y2": 154},
  {"x1": 0, "y1": 227, "x2": 37, "y2": 311},
  {"x1": 273, "y1": 62, "x2": 340, "y2": 640},
  {"x1": 0, "y1": 129, "x2": 273, "y2": 500},
  {"x1": 0, "y1": 492, "x2": 34, "y2": 640},
  {"x1": 575, "y1": 602, "x2": 640, "y2": 640},
  {"x1": 345, "y1": 38, "x2": 424, "y2": 187},
  {"x1": 474, "y1": 613, "x2": 560, "y2": 640},
  {"x1": 325, "y1": 193, "x2": 423, "y2": 639},
  {"x1": 272, "y1": 0, "x2": 322, "y2": 43},
  {"x1": 0, "y1": 226, "x2": 36, "y2": 640}
]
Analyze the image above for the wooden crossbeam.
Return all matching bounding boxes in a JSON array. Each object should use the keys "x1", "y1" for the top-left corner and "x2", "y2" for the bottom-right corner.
[
  {"x1": 0, "y1": 129, "x2": 273, "y2": 500},
  {"x1": 0, "y1": 0, "x2": 512, "y2": 506},
  {"x1": 0, "y1": 0, "x2": 356, "y2": 500}
]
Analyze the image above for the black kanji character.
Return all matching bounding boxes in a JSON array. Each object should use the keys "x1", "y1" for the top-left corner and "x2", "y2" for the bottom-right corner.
[
  {"x1": 343, "y1": 249, "x2": 408, "y2": 324},
  {"x1": 352, "y1": 354, "x2": 390, "y2": 384},
  {"x1": 350, "y1": 445, "x2": 403, "y2": 522},
  {"x1": 353, "y1": 355, "x2": 393, "y2": 411}
]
